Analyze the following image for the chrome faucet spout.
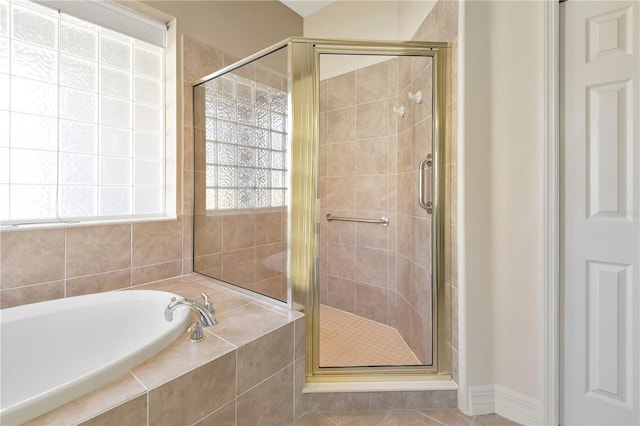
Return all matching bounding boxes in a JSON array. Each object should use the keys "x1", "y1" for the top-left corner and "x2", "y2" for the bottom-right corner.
[{"x1": 164, "y1": 298, "x2": 217, "y2": 326}]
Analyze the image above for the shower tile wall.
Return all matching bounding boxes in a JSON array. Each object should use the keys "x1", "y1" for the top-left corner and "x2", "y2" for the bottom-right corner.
[
  {"x1": 193, "y1": 210, "x2": 288, "y2": 301},
  {"x1": 319, "y1": 56, "x2": 434, "y2": 364},
  {"x1": 318, "y1": 60, "x2": 397, "y2": 327}
]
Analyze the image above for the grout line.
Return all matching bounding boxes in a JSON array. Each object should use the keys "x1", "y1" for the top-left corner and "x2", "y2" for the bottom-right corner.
[
  {"x1": 130, "y1": 223, "x2": 133, "y2": 290},
  {"x1": 130, "y1": 371, "x2": 149, "y2": 391},
  {"x1": 131, "y1": 258, "x2": 185, "y2": 270},
  {"x1": 236, "y1": 361, "x2": 291, "y2": 400},
  {"x1": 418, "y1": 410, "x2": 450, "y2": 426},
  {"x1": 316, "y1": 412, "x2": 340, "y2": 426},
  {"x1": 378, "y1": 410, "x2": 393, "y2": 426},
  {"x1": 64, "y1": 266, "x2": 133, "y2": 281},
  {"x1": 1, "y1": 278, "x2": 66, "y2": 292},
  {"x1": 63, "y1": 228, "x2": 67, "y2": 297},
  {"x1": 130, "y1": 272, "x2": 196, "y2": 289},
  {"x1": 146, "y1": 389, "x2": 150, "y2": 426},
  {"x1": 235, "y1": 346, "x2": 239, "y2": 424},
  {"x1": 204, "y1": 328, "x2": 237, "y2": 349}
]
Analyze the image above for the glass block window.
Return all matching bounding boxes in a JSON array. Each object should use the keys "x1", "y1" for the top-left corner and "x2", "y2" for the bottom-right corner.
[
  {"x1": 0, "y1": 0, "x2": 165, "y2": 224},
  {"x1": 204, "y1": 73, "x2": 288, "y2": 210}
]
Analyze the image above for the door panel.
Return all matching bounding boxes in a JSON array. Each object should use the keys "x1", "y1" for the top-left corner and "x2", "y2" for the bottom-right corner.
[
  {"x1": 561, "y1": 1, "x2": 640, "y2": 424},
  {"x1": 317, "y1": 53, "x2": 435, "y2": 369}
]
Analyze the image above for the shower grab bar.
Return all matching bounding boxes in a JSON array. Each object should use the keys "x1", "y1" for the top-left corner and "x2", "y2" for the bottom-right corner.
[
  {"x1": 326, "y1": 214, "x2": 389, "y2": 227},
  {"x1": 418, "y1": 154, "x2": 433, "y2": 214}
]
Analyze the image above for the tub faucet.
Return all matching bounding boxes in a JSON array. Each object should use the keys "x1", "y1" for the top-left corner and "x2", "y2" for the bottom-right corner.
[{"x1": 164, "y1": 293, "x2": 217, "y2": 342}]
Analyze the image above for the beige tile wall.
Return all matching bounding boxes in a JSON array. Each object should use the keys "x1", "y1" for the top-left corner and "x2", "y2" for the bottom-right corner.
[
  {"x1": 319, "y1": 60, "x2": 400, "y2": 330},
  {"x1": 193, "y1": 209, "x2": 288, "y2": 301},
  {"x1": 0, "y1": 220, "x2": 188, "y2": 308}
]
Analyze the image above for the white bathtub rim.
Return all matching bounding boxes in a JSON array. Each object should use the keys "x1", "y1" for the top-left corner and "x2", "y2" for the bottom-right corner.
[{"x1": 0, "y1": 290, "x2": 190, "y2": 426}]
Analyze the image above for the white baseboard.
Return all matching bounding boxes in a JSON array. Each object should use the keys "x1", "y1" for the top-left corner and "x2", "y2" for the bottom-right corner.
[
  {"x1": 468, "y1": 384, "x2": 496, "y2": 415},
  {"x1": 468, "y1": 384, "x2": 542, "y2": 425}
]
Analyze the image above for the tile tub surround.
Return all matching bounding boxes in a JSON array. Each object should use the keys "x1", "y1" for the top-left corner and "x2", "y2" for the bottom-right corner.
[
  {"x1": 26, "y1": 274, "x2": 304, "y2": 426},
  {"x1": 0, "y1": 221, "x2": 188, "y2": 309},
  {"x1": 22, "y1": 273, "x2": 458, "y2": 426}
]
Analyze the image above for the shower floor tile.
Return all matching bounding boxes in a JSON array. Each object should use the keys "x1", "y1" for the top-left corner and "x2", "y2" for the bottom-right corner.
[{"x1": 320, "y1": 304, "x2": 421, "y2": 367}]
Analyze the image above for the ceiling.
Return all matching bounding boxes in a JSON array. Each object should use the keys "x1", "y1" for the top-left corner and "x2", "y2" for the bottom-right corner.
[{"x1": 279, "y1": 0, "x2": 336, "y2": 17}]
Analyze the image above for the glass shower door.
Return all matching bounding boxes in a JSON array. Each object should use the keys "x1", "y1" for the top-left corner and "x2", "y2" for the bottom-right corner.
[
  {"x1": 317, "y1": 52, "x2": 436, "y2": 369},
  {"x1": 192, "y1": 46, "x2": 290, "y2": 303},
  {"x1": 191, "y1": 38, "x2": 450, "y2": 379}
]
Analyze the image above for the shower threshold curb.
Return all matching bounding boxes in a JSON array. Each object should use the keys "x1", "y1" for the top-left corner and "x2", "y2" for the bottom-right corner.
[{"x1": 303, "y1": 380, "x2": 458, "y2": 394}]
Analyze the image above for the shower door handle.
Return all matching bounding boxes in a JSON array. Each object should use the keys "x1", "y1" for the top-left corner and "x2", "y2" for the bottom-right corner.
[{"x1": 418, "y1": 154, "x2": 432, "y2": 214}]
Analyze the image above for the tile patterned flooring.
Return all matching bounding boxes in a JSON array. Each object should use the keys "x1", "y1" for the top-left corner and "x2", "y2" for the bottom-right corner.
[
  {"x1": 320, "y1": 305, "x2": 421, "y2": 367},
  {"x1": 293, "y1": 410, "x2": 521, "y2": 426}
]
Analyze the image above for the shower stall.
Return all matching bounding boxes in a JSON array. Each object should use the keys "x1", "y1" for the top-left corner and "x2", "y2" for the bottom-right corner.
[{"x1": 192, "y1": 38, "x2": 451, "y2": 381}]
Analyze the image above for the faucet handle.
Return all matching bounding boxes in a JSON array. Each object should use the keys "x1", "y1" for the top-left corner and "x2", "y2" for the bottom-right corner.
[
  {"x1": 187, "y1": 322, "x2": 205, "y2": 343},
  {"x1": 201, "y1": 292, "x2": 213, "y2": 313}
]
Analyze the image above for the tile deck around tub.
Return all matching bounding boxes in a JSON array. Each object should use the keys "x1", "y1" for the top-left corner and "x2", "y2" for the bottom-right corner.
[{"x1": 26, "y1": 274, "x2": 302, "y2": 426}]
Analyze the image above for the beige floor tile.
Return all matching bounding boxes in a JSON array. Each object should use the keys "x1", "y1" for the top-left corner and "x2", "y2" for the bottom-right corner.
[
  {"x1": 420, "y1": 409, "x2": 474, "y2": 426},
  {"x1": 474, "y1": 414, "x2": 521, "y2": 426},
  {"x1": 292, "y1": 410, "x2": 520, "y2": 426},
  {"x1": 293, "y1": 413, "x2": 338, "y2": 426},
  {"x1": 320, "y1": 305, "x2": 420, "y2": 367},
  {"x1": 379, "y1": 410, "x2": 442, "y2": 426},
  {"x1": 323, "y1": 410, "x2": 389, "y2": 426}
]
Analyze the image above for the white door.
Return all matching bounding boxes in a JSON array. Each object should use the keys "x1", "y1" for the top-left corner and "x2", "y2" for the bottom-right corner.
[{"x1": 562, "y1": 1, "x2": 640, "y2": 425}]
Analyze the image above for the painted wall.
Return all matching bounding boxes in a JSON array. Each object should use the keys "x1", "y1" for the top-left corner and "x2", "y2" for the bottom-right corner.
[
  {"x1": 488, "y1": 0, "x2": 541, "y2": 400},
  {"x1": 305, "y1": 0, "x2": 437, "y2": 79},
  {"x1": 459, "y1": 0, "x2": 542, "y2": 410},
  {"x1": 304, "y1": 0, "x2": 436, "y2": 41},
  {"x1": 141, "y1": 1, "x2": 302, "y2": 60}
]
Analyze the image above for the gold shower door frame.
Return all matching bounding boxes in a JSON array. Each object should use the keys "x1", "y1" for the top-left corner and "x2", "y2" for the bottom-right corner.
[{"x1": 287, "y1": 38, "x2": 451, "y2": 382}]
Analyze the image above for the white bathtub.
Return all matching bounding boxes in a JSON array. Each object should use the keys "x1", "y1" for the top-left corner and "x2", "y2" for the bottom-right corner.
[{"x1": 0, "y1": 290, "x2": 191, "y2": 425}]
